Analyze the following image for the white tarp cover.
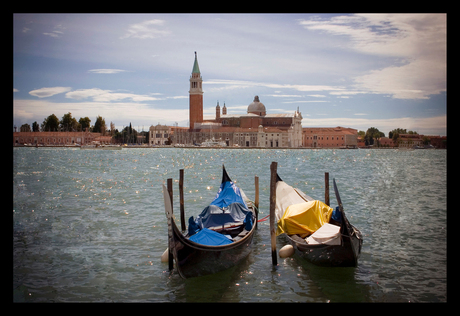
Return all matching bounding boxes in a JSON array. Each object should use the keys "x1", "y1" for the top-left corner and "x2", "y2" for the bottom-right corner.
[
  {"x1": 306, "y1": 223, "x2": 341, "y2": 245},
  {"x1": 275, "y1": 181, "x2": 313, "y2": 222}
]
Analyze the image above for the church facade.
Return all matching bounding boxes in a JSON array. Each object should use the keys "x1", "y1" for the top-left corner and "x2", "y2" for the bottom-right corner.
[{"x1": 174, "y1": 52, "x2": 303, "y2": 147}]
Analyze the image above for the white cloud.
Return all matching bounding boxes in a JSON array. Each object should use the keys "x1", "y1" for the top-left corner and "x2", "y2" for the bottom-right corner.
[
  {"x1": 299, "y1": 14, "x2": 446, "y2": 100},
  {"x1": 13, "y1": 99, "x2": 189, "y2": 130},
  {"x1": 206, "y1": 79, "x2": 345, "y2": 93},
  {"x1": 307, "y1": 94, "x2": 326, "y2": 98},
  {"x1": 283, "y1": 101, "x2": 329, "y2": 104},
  {"x1": 120, "y1": 19, "x2": 170, "y2": 39},
  {"x1": 29, "y1": 87, "x2": 72, "y2": 98},
  {"x1": 88, "y1": 69, "x2": 127, "y2": 74},
  {"x1": 264, "y1": 94, "x2": 303, "y2": 98},
  {"x1": 43, "y1": 24, "x2": 65, "y2": 38},
  {"x1": 353, "y1": 58, "x2": 446, "y2": 99},
  {"x1": 65, "y1": 88, "x2": 162, "y2": 102},
  {"x1": 166, "y1": 96, "x2": 188, "y2": 99}
]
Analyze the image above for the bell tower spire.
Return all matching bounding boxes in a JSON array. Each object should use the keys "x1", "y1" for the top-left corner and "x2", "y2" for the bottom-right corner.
[{"x1": 189, "y1": 51, "x2": 203, "y2": 130}]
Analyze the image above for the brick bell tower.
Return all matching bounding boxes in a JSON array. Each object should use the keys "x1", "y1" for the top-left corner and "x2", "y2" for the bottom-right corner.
[{"x1": 189, "y1": 51, "x2": 203, "y2": 130}]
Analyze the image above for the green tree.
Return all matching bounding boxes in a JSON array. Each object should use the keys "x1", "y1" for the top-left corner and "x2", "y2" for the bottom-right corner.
[
  {"x1": 79, "y1": 117, "x2": 91, "y2": 131},
  {"x1": 60, "y1": 112, "x2": 80, "y2": 131},
  {"x1": 365, "y1": 127, "x2": 385, "y2": 146},
  {"x1": 20, "y1": 123, "x2": 31, "y2": 132},
  {"x1": 390, "y1": 128, "x2": 407, "y2": 145},
  {"x1": 93, "y1": 116, "x2": 106, "y2": 134},
  {"x1": 422, "y1": 136, "x2": 431, "y2": 145},
  {"x1": 32, "y1": 121, "x2": 40, "y2": 132},
  {"x1": 42, "y1": 114, "x2": 60, "y2": 131}
]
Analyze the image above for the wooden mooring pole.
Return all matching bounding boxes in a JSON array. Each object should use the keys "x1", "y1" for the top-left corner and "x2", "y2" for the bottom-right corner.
[
  {"x1": 166, "y1": 178, "x2": 174, "y2": 271},
  {"x1": 179, "y1": 169, "x2": 186, "y2": 232},
  {"x1": 255, "y1": 176, "x2": 259, "y2": 229},
  {"x1": 269, "y1": 162, "x2": 278, "y2": 266},
  {"x1": 325, "y1": 172, "x2": 330, "y2": 207}
]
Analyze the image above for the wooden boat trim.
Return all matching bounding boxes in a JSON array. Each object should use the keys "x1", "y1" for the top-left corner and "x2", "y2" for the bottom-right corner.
[{"x1": 170, "y1": 207, "x2": 256, "y2": 252}]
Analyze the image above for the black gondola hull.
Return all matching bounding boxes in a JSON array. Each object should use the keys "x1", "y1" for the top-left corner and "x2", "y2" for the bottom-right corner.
[
  {"x1": 286, "y1": 225, "x2": 362, "y2": 267},
  {"x1": 170, "y1": 213, "x2": 255, "y2": 278}
]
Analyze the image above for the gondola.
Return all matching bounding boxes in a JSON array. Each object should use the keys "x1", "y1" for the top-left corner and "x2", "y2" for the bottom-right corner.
[
  {"x1": 162, "y1": 166, "x2": 257, "y2": 279},
  {"x1": 274, "y1": 173, "x2": 362, "y2": 267}
]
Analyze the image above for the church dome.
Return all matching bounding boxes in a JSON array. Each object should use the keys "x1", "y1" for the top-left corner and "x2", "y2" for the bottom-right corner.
[{"x1": 247, "y1": 96, "x2": 266, "y2": 116}]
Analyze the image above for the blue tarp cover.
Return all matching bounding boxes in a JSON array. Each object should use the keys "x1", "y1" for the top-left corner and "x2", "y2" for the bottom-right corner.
[
  {"x1": 210, "y1": 181, "x2": 248, "y2": 209},
  {"x1": 197, "y1": 203, "x2": 249, "y2": 229},
  {"x1": 189, "y1": 228, "x2": 233, "y2": 246},
  {"x1": 196, "y1": 181, "x2": 251, "y2": 229}
]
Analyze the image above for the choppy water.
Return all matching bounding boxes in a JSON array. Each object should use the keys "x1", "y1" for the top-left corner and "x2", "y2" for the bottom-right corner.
[{"x1": 13, "y1": 147, "x2": 447, "y2": 302}]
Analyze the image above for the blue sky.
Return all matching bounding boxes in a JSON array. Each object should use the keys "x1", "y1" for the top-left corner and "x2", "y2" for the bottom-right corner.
[{"x1": 13, "y1": 13, "x2": 446, "y2": 136}]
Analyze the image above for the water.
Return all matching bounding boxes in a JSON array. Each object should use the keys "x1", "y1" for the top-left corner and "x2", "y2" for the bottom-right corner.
[{"x1": 13, "y1": 147, "x2": 447, "y2": 302}]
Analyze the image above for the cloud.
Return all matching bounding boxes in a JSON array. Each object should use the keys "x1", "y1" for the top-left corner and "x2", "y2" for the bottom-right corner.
[
  {"x1": 353, "y1": 58, "x2": 446, "y2": 99},
  {"x1": 88, "y1": 69, "x2": 127, "y2": 74},
  {"x1": 166, "y1": 96, "x2": 188, "y2": 99},
  {"x1": 13, "y1": 99, "x2": 189, "y2": 130},
  {"x1": 65, "y1": 88, "x2": 162, "y2": 102},
  {"x1": 299, "y1": 14, "x2": 446, "y2": 100},
  {"x1": 264, "y1": 94, "x2": 303, "y2": 98},
  {"x1": 206, "y1": 79, "x2": 345, "y2": 93},
  {"x1": 43, "y1": 24, "x2": 65, "y2": 38},
  {"x1": 29, "y1": 87, "x2": 72, "y2": 98},
  {"x1": 283, "y1": 101, "x2": 329, "y2": 104},
  {"x1": 120, "y1": 19, "x2": 170, "y2": 39}
]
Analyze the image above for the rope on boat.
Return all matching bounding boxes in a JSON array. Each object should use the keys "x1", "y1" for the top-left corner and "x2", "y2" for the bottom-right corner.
[
  {"x1": 257, "y1": 214, "x2": 270, "y2": 222},
  {"x1": 246, "y1": 199, "x2": 270, "y2": 222}
]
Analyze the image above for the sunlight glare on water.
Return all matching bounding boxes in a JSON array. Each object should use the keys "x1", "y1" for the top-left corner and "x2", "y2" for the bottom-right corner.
[{"x1": 13, "y1": 148, "x2": 446, "y2": 302}]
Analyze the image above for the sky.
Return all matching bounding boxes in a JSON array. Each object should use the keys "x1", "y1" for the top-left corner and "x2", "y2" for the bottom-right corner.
[{"x1": 13, "y1": 13, "x2": 447, "y2": 136}]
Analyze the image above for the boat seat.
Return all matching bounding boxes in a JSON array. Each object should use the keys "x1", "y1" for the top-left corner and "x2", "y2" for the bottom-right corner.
[
  {"x1": 289, "y1": 234, "x2": 308, "y2": 244},
  {"x1": 232, "y1": 229, "x2": 249, "y2": 242}
]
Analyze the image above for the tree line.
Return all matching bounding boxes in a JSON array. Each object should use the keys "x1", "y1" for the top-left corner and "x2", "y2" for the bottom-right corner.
[
  {"x1": 358, "y1": 127, "x2": 427, "y2": 147},
  {"x1": 18, "y1": 112, "x2": 107, "y2": 134},
  {"x1": 17, "y1": 112, "x2": 149, "y2": 144}
]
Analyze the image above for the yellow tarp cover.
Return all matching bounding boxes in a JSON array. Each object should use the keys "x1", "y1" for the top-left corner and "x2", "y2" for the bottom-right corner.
[{"x1": 276, "y1": 200, "x2": 333, "y2": 236}]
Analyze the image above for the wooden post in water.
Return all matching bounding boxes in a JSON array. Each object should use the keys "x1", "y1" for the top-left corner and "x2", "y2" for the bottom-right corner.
[
  {"x1": 269, "y1": 162, "x2": 278, "y2": 266},
  {"x1": 255, "y1": 176, "x2": 259, "y2": 229},
  {"x1": 166, "y1": 178, "x2": 174, "y2": 271},
  {"x1": 179, "y1": 169, "x2": 186, "y2": 232},
  {"x1": 325, "y1": 172, "x2": 330, "y2": 206},
  {"x1": 167, "y1": 178, "x2": 173, "y2": 214}
]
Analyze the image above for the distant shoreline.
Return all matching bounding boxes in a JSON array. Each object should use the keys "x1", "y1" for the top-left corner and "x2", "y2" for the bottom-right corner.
[{"x1": 14, "y1": 144, "x2": 433, "y2": 150}]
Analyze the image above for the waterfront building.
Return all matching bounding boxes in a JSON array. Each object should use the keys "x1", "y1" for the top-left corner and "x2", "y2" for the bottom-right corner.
[
  {"x1": 398, "y1": 134, "x2": 423, "y2": 148},
  {"x1": 13, "y1": 131, "x2": 111, "y2": 146},
  {"x1": 174, "y1": 52, "x2": 303, "y2": 147},
  {"x1": 425, "y1": 135, "x2": 447, "y2": 149},
  {"x1": 377, "y1": 137, "x2": 396, "y2": 147},
  {"x1": 302, "y1": 127, "x2": 358, "y2": 148},
  {"x1": 149, "y1": 124, "x2": 170, "y2": 145}
]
